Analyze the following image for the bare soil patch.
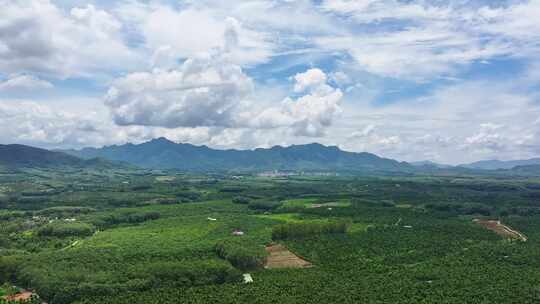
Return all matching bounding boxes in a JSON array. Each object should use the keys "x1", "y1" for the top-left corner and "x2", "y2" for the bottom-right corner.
[
  {"x1": 264, "y1": 244, "x2": 312, "y2": 269},
  {"x1": 2, "y1": 291, "x2": 34, "y2": 302},
  {"x1": 474, "y1": 219, "x2": 527, "y2": 241}
]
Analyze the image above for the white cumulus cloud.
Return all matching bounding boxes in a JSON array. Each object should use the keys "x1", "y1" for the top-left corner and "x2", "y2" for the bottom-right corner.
[
  {"x1": 253, "y1": 68, "x2": 343, "y2": 137},
  {"x1": 0, "y1": 0, "x2": 139, "y2": 78},
  {"x1": 105, "y1": 24, "x2": 343, "y2": 137},
  {"x1": 105, "y1": 50, "x2": 254, "y2": 128},
  {"x1": 116, "y1": 2, "x2": 275, "y2": 67},
  {"x1": 294, "y1": 68, "x2": 328, "y2": 93}
]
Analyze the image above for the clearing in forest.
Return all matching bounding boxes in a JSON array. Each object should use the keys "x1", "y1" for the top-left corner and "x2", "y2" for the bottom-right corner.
[
  {"x1": 474, "y1": 219, "x2": 527, "y2": 241},
  {"x1": 2, "y1": 291, "x2": 34, "y2": 302},
  {"x1": 264, "y1": 244, "x2": 312, "y2": 269},
  {"x1": 155, "y1": 176, "x2": 176, "y2": 182},
  {"x1": 309, "y1": 201, "x2": 350, "y2": 208}
]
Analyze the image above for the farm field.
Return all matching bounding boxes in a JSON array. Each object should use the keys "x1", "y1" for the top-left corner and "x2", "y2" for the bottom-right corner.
[
  {"x1": 1, "y1": 168, "x2": 540, "y2": 303},
  {"x1": 264, "y1": 244, "x2": 312, "y2": 269}
]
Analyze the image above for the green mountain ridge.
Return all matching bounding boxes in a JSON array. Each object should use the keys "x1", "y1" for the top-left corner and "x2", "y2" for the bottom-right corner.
[
  {"x1": 0, "y1": 144, "x2": 127, "y2": 169},
  {"x1": 61, "y1": 138, "x2": 413, "y2": 172},
  {"x1": 460, "y1": 158, "x2": 540, "y2": 170},
  {"x1": 0, "y1": 144, "x2": 83, "y2": 168},
  {"x1": 4, "y1": 140, "x2": 540, "y2": 175}
]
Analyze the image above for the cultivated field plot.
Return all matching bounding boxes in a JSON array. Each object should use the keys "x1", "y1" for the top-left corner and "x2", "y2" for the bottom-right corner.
[
  {"x1": 264, "y1": 244, "x2": 312, "y2": 269},
  {"x1": 474, "y1": 219, "x2": 528, "y2": 241}
]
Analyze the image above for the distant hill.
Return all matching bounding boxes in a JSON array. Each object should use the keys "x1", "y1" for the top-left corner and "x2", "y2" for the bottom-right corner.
[
  {"x1": 460, "y1": 158, "x2": 540, "y2": 170},
  {"x1": 62, "y1": 138, "x2": 413, "y2": 172},
  {"x1": 0, "y1": 144, "x2": 128, "y2": 169},
  {"x1": 506, "y1": 164, "x2": 540, "y2": 175},
  {"x1": 0, "y1": 144, "x2": 84, "y2": 168}
]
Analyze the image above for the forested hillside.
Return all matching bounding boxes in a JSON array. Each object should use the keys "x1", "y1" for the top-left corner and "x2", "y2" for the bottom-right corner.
[
  {"x1": 0, "y1": 145, "x2": 83, "y2": 168},
  {"x1": 62, "y1": 138, "x2": 412, "y2": 172}
]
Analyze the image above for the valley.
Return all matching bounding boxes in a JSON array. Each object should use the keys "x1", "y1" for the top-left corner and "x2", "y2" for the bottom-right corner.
[
  {"x1": 1, "y1": 162, "x2": 540, "y2": 303},
  {"x1": 1, "y1": 1, "x2": 538, "y2": 303}
]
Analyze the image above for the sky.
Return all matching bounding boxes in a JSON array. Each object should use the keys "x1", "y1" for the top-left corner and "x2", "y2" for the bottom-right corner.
[{"x1": 1, "y1": 0, "x2": 539, "y2": 165}]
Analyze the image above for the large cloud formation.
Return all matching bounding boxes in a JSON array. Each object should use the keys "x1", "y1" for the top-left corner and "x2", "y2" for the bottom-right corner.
[
  {"x1": 105, "y1": 51, "x2": 254, "y2": 128},
  {"x1": 104, "y1": 19, "x2": 342, "y2": 137},
  {"x1": 104, "y1": 18, "x2": 254, "y2": 129},
  {"x1": 253, "y1": 68, "x2": 343, "y2": 137},
  {"x1": 0, "y1": 0, "x2": 138, "y2": 78}
]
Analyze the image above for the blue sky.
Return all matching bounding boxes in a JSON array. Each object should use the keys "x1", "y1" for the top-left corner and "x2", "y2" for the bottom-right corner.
[{"x1": 0, "y1": 0, "x2": 539, "y2": 164}]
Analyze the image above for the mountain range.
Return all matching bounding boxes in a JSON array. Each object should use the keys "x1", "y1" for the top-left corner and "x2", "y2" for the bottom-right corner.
[
  {"x1": 0, "y1": 144, "x2": 126, "y2": 170},
  {"x1": 459, "y1": 158, "x2": 540, "y2": 170},
  {"x1": 61, "y1": 137, "x2": 413, "y2": 173},
  {"x1": 0, "y1": 144, "x2": 84, "y2": 168},
  {"x1": 2, "y1": 139, "x2": 540, "y2": 175}
]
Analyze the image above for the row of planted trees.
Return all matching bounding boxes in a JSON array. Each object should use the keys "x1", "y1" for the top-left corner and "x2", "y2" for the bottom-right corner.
[
  {"x1": 272, "y1": 221, "x2": 350, "y2": 240},
  {"x1": 214, "y1": 240, "x2": 268, "y2": 269}
]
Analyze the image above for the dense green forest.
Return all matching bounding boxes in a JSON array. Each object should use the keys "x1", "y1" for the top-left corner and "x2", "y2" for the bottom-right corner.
[{"x1": 1, "y1": 166, "x2": 540, "y2": 303}]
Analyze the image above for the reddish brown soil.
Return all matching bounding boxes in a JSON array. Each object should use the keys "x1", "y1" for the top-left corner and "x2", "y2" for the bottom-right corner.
[
  {"x1": 264, "y1": 244, "x2": 313, "y2": 269},
  {"x1": 474, "y1": 219, "x2": 527, "y2": 241},
  {"x1": 3, "y1": 291, "x2": 34, "y2": 302}
]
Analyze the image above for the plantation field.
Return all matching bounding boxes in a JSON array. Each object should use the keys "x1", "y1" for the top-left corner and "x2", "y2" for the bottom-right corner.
[
  {"x1": 1, "y1": 168, "x2": 540, "y2": 303},
  {"x1": 264, "y1": 244, "x2": 312, "y2": 269}
]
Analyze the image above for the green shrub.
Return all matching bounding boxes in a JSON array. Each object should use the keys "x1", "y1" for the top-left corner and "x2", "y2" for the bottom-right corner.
[
  {"x1": 424, "y1": 202, "x2": 492, "y2": 216},
  {"x1": 214, "y1": 241, "x2": 268, "y2": 269},
  {"x1": 272, "y1": 221, "x2": 349, "y2": 240},
  {"x1": 174, "y1": 191, "x2": 202, "y2": 202},
  {"x1": 248, "y1": 200, "x2": 282, "y2": 211},
  {"x1": 15, "y1": 196, "x2": 48, "y2": 205},
  {"x1": 156, "y1": 198, "x2": 178, "y2": 205},
  {"x1": 146, "y1": 260, "x2": 241, "y2": 286},
  {"x1": 0, "y1": 255, "x2": 21, "y2": 283},
  {"x1": 219, "y1": 187, "x2": 244, "y2": 193},
  {"x1": 37, "y1": 222, "x2": 95, "y2": 238},
  {"x1": 21, "y1": 190, "x2": 57, "y2": 197},
  {"x1": 131, "y1": 185, "x2": 151, "y2": 191},
  {"x1": 231, "y1": 196, "x2": 251, "y2": 205},
  {"x1": 380, "y1": 200, "x2": 396, "y2": 207},
  {"x1": 91, "y1": 211, "x2": 161, "y2": 228},
  {"x1": 36, "y1": 206, "x2": 96, "y2": 216},
  {"x1": 0, "y1": 211, "x2": 25, "y2": 221}
]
